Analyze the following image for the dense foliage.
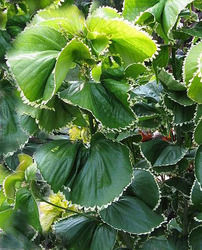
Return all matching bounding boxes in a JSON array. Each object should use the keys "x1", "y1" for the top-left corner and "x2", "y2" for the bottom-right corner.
[{"x1": 0, "y1": 0, "x2": 202, "y2": 249}]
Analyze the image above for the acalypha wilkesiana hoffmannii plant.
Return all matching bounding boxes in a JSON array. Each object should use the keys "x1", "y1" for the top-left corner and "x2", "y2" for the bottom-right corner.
[{"x1": 0, "y1": 0, "x2": 202, "y2": 249}]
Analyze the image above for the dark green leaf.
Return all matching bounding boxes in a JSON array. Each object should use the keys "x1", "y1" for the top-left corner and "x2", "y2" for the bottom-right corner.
[
  {"x1": 59, "y1": 80, "x2": 135, "y2": 129},
  {"x1": 99, "y1": 195, "x2": 164, "y2": 234},
  {"x1": 141, "y1": 139, "x2": 187, "y2": 167}
]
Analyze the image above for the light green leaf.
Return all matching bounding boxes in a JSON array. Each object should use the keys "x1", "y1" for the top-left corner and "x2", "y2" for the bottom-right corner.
[
  {"x1": 91, "y1": 6, "x2": 121, "y2": 19},
  {"x1": 189, "y1": 226, "x2": 202, "y2": 250},
  {"x1": 3, "y1": 154, "x2": 33, "y2": 200},
  {"x1": 187, "y1": 73, "x2": 202, "y2": 104},
  {"x1": 7, "y1": 26, "x2": 67, "y2": 105},
  {"x1": 130, "y1": 169, "x2": 160, "y2": 209},
  {"x1": 122, "y1": 0, "x2": 159, "y2": 21},
  {"x1": 87, "y1": 16, "x2": 157, "y2": 65},
  {"x1": 0, "y1": 208, "x2": 13, "y2": 231},
  {"x1": 125, "y1": 63, "x2": 147, "y2": 80},
  {"x1": 183, "y1": 41, "x2": 202, "y2": 85},
  {"x1": 0, "y1": 165, "x2": 10, "y2": 185},
  {"x1": 141, "y1": 139, "x2": 187, "y2": 167},
  {"x1": 15, "y1": 188, "x2": 41, "y2": 232},
  {"x1": 55, "y1": 39, "x2": 92, "y2": 90},
  {"x1": 99, "y1": 195, "x2": 164, "y2": 234},
  {"x1": 194, "y1": 0, "x2": 202, "y2": 10},
  {"x1": 31, "y1": 5, "x2": 85, "y2": 37},
  {"x1": 55, "y1": 215, "x2": 116, "y2": 250},
  {"x1": 3, "y1": 172, "x2": 24, "y2": 200},
  {"x1": 16, "y1": 154, "x2": 33, "y2": 172},
  {"x1": 134, "y1": 0, "x2": 193, "y2": 38},
  {"x1": 195, "y1": 146, "x2": 202, "y2": 187},
  {"x1": 59, "y1": 80, "x2": 135, "y2": 129},
  {"x1": 68, "y1": 133, "x2": 133, "y2": 208},
  {"x1": 0, "y1": 80, "x2": 29, "y2": 157},
  {"x1": 91, "y1": 63, "x2": 102, "y2": 82}
]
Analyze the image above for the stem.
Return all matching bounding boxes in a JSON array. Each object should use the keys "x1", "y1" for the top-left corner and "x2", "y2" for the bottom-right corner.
[
  {"x1": 40, "y1": 198, "x2": 99, "y2": 221},
  {"x1": 171, "y1": 47, "x2": 177, "y2": 79},
  {"x1": 88, "y1": 111, "x2": 97, "y2": 135},
  {"x1": 182, "y1": 199, "x2": 188, "y2": 236}
]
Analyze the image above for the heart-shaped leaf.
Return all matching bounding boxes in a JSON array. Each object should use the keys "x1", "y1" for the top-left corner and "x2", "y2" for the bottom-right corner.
[
  {"x1": 141, "y1": 139, "x2": 187, "y2": 167},
  {"x1": 0, "y1": 80, "x2": 29, "y2": 157},
  {"x1": 7, "y1": 26, "x2": 67, "y2": 105},
  {"x1": 99, "y1": 195, "x2": 164, "y2": 234},
  {"x1": 54, "y1": 215, "x2": 116, "y2": 250},
  {"x1": 59, "y1": 80, "x2": 135, "y2": 129}
]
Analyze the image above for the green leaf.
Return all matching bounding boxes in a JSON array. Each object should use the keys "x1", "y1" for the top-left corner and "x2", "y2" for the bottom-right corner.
[
  {"x1": 35, "y1": 133, "x2": 133, "y2": 208},
  {"x1": 55, "y1": 39, "x2": 92, "y2": 90},
  {"x1": 3, "y1": 154, "x2": 33, "y2": 200},
  {"x1": 141, "y1": 139, "x2": 187, "y2": 167},
  {"x1": 130, "y1": 169, "x2": 160, "y2": 209},
  {"x1": 194, "y1": 119, "x2": 202, "y2": 145},
  {"x1": 19, "y1": 115, "x2": 39, "y2": 135},
  {"x1": 131, "y1": 81, "x2": 163, "y2": 103},
  {"x1": 195, "y1": 105, "x2": 202, "y2": 124},
  {"x1": 122, "y1": 0, "x2": 159, "y2": 21},
  {"x1": 55, "y1": 215, "x2": 116, "y2": 250},
  {"x1": 0, "y1": 208, "x2": 13, "y2": 231},
  {"x1": 59, "y1": 80, "x2": 135, "y2": 129},
  {"x1": 183, "y1": 41, "x2": 202, "y2": 85},
  {"x1": 166, "y1": 90, "x2": 195, "y2": 106},
  {"x1": 125, "y1": 63, "x2": 147, "y2": 80},
  {"x1": 191, "y1": 180, "x2": 202, "y2": 207},
  {"x1": 187, "y1": 73, "x2": 202, "y2": 104},
  {"x1": 17, "y1": 94, "x2": 86, "y2": 132},
  {"x1": 90, "y1": 224, "x2": 117, "y2": 250},
  {"x1": 15, "y1": 188, "x2": 41, "y2": 232},
  {"x1": 0, "y1": 81, "x2": 29, "y2": 157},
  {"x1": 194, "y1": 0, "x2": 202, "y2": 10},
  {"x1": 153, "y1": 45, "x2": 169, "y2": 70},
  {"x1": 16, "y1": 154, "x2": 33, "y2": 172},
  {"x1": 68, "y1": 133, "x2": 133, "y2": 208},
  {"x1": 140, "y1": 236, "x2": 178, "y2": 250},
  {"x1": 99, "y1": 195, "x2": 164, "y2": 234},
  {"x1": 34, "y1": 140, "x2": 81, "y2": 193},
  {"x1": 164, "y1": 96, "x2": 196, "y2": 125},
  {"x1": 195, "y1": 146, "x2": 202, "y2": 187},
  {"x1": 87, "y1": 15, "x2": 158, "y2": 65},
  {"x1": 91, "y1": 6, "x2": 121, "y2": 19},
  {"x1": 7, "y1": 26, "x2": 67, "y2": 105},
  {"x1": 158, "y1": 70, "x2": 186, "y2": 91},
  {"x1": 165, "y1": 177, "x2": 191, "y2": 196},
  {"x1": 31, "y1": 5, "x2": 85, "y2": 37},
  {"x1": 135, "y1": 0, "x2": 194, "y2": 38},
  {"x1": 189, "y1": 226, "x2": 202, "y2": 250},
  {"x1": 0, "y1": 165, "x2": 10, "y2": 185},
  {"x1": 0, "y1": 30, "x2": 11, "y2": 59},
  {"x1": 178, "y1": 22, "x2": 202, "y2": 38}
]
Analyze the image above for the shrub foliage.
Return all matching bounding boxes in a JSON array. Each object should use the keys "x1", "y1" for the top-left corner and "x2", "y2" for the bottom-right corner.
[{"x1": 0, "y1": 0, "x2": 202, "y2": 249}]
